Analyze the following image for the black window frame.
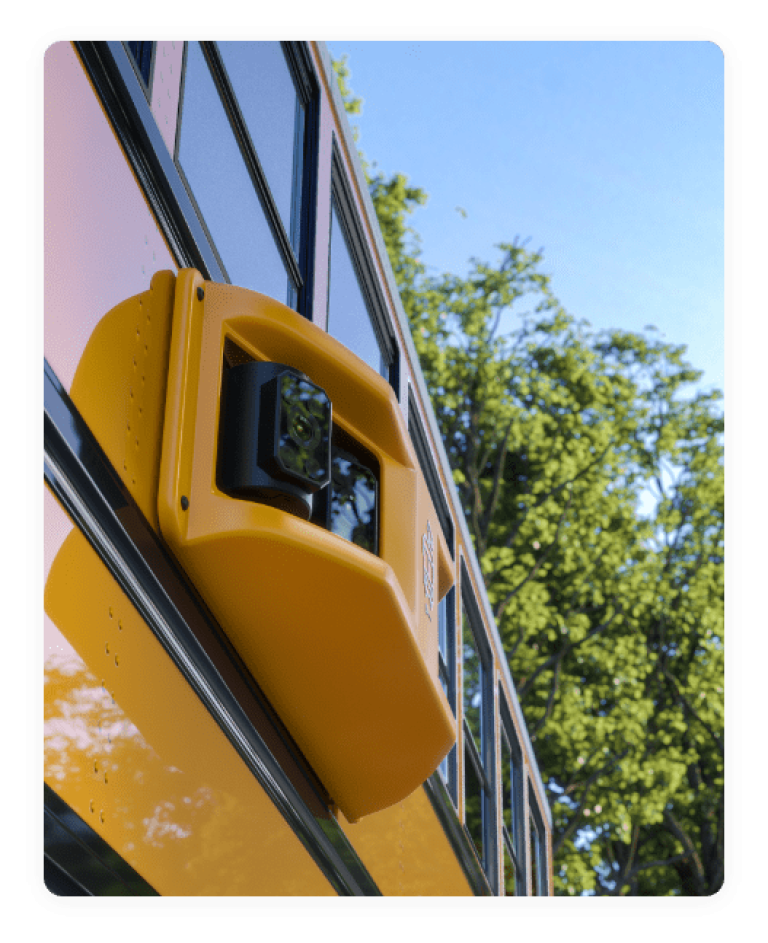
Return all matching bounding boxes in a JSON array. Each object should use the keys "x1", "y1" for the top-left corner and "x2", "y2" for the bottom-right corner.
[
  {"x1": 328, "y1": 140, "x2": 398, "y2": 390},
  {"x1": 174, "y1": 41, "x2": 318, "y2": 316},
  {"x1": 460, "y1": 563, "x2": 497, "y2": 890},
  {"x1": 499, "y1": 692, "x2": 526, "y2": 895}
]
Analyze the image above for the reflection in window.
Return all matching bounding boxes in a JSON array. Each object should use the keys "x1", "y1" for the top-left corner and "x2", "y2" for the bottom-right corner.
[
  {"x1": 437, "y1": 590, "x2": 457, "y2": 801},
  {"x1": 462, "y1": 603, "x2": 482, "y2": 751},
  {"x1": 461, "y1": 581, "x2": 495, "y2": 887},
  {"x1": 529, "y1": 787, "x2": 548, "y2": 895},
  {"x1": 217, "y1": 42, "x2": 304, "y2": 248},
  {"x1": 464, "y1": 743, "x2": 484, "y2": 864},
  {"x1": 503, "y1": 845, "x2": 517, "y2": 896},
  {"x1": 501, "y1": 706, "x2": 524, "y2": 894},
  {"x1": 126, "y1": 42, "x2": 153, "y2": 86},
  {"x1": 178, "y1": 42, "x2": 289, "y2": 304},
  {"x1": 529, "y1": 814, "x2": 540, "y2": 897},
  {"x1": 327, "y1": 201, "x2": 386, "y2": 377}
]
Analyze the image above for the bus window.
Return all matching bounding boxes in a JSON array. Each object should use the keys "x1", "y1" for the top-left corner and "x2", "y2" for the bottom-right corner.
[
  {"x1": 438, "y1": 588, "x2": 457, "y2": 803},
  {"x1": 327, "y1": 198, "x2": 387, "y2": 378},
  {"x1": 126, "y1": 42, "x2": 153, "y2": 88},
  {"x1": 217, "y1": 42, "x2": 305, "y2": 251},
  {"x1": 177, "y1": 42, "x2": 291, "y2": 305},
  {"x1": 461, "y1": 573, "x2": 496, "y2": 887},
  {"x1": 500, "y1": 695, "x2": 525, "y2": 894}
]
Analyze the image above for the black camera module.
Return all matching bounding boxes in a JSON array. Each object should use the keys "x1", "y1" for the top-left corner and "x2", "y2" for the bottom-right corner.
[
  {"x1": 218, "y1": 360, "x2": 332, "y2": 520},
  {"x1": 328, "y1": 446, "x2": 378, "y2": 553},
  {"x1": 274, "y1": 373, "x2": 332, "y2": 487},
  {"x1": 311, "y1": 429, "x2": 380, "y2": 555}
]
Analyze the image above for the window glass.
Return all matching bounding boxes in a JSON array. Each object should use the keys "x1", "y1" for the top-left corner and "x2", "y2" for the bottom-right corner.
[
  {"x1": 503, "y1": 844, "x2": 517, "y2": 896},
  {"x1": 438, "y1": 593, "x2": 447, "y2": 664},
  {"x1": 178, "y1": 42, "x2": 289, "y2": 304},
  {"x1": 528, "y1": 791, "x2": 548, "y2": 895},
  {"x1": 501, "y1": 729, "x2": 513, "y2": 835},
  {"x1": 501, "y1": 696, "x2": 525, "y2": 892},
  {"x1": 529, "y1": 814, "x2": 540, "y2": 897},
  {"x1": 127, "y1": 42, "x2": 152, "y2": 86},
  {"x1": 461, "y1": 579, "x2": 496, "y2": 887},
  {"x1": 327, "y1": 203, "x2": 386, "y2": 377},
  {"x1": 464, "y1": 744, "x2": 484, "y2": 864},
  {"x1": 437, "y1": 590, "x2": 457, "y2": 798},
  {"x1": 438, "y1": 591, "x2": 455, "y2": 706},
  {"x1": 462, "y1": 603, "x2": 482, "y2": 751},
  {"x1": 217, "y1": 42, "x2": 303, "y2": 245}
]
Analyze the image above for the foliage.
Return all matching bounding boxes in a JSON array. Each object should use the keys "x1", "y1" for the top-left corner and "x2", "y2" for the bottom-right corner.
[{"x1": 333, "y1": 58, "x2": 724, "y2": 896}]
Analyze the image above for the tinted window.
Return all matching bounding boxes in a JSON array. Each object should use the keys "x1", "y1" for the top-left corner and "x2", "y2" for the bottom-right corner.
[
  {"x1": 217, "y1": 42, "x2": 304, "y2": 246},
  {"x1": 127, "y1": 42, "x2": 152, "y2": 86},
  {"x1": 500, "y1": 710, "x2": 524, "y2": 894},
  {"x1": 437, "y1": 590, "x2": 457, "y2": 799},
  {"x1": 407, "y1": 393, "x2": 454, "y2": 557},
  {"x1": 327, "y1": 202, "x2": 386, "y2": 377},
  {"x1": 503, "y1": 845, "x2": 517, "y2": 896},
  {"x1": 178, "y1": 42, "x2": 289, "y2": 304},
  {"x1": 461, "y1": 577, "x2": 496, "y2": 887},
  {"x1": 529, "y1": 814, "x2": 540, "y2": 896},
  {"x1": 529, "y1": 788, "x2": 548, "y2": 895},
  {"x1": 464, "y1": 744, "x2": 484, "y2": 864},
  {"x1": 462, "y1": 602, "x2": 482, "y2": 751}
]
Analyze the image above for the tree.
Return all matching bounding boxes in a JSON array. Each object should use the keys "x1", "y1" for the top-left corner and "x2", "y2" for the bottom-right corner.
[{"x1": 333, "y1": 58, "x2": 724, "y2": 896}]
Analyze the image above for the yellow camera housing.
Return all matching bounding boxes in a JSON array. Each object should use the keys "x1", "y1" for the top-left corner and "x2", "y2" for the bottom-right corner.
[
  {"x1": 66, "y1": 269, "x2": 456, "y2": 822},
  {"x1": 69, "y1": 269, "x2": 455, "y2": 822}
]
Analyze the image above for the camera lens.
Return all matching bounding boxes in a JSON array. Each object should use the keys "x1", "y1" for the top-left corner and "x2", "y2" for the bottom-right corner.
[
  {"x1": 274, "y1": 371, "x2": 331, "y2": 489},
  {"x1": 328, "y1": 447, "x2": 378, "y2": 553},
  {"x1": 279, "y1": 444, "x2": 299, "y2": 470},
  {"x1": 287, "y1": 407, "x2": 320, "y2": 450}
]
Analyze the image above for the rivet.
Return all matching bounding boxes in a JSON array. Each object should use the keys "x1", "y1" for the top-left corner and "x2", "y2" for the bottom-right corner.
[
  {"x1": 181, "y1": 496, "x2": 189, "y2": 511},
  {"x1": 89, "y1": 800, "x2": 95, "y2": 814},
  {"x1": 105, "y1": 642, "x2": 110, "y2": 655},
  {"x1": 197, "y1": 287, "x2": 204, "y2": 301},
  {"x1": 118, "y1": 620, "x2": 122, "y2": 631},
  {"x1": 99, "y1": 810, "x2": 105, "y2": 824},
  {"x1": 115, "y1": 655, "x2": 120, "y2": 667},
  {"x1": 109, "y1": 607, "x2": 113, "y2": 619},
  {"x1": 104, "y1": 772, "x2": 109, "y2": 784}
]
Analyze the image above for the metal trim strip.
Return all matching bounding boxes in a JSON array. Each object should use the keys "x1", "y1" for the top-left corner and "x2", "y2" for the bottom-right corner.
[{"x1": 43, "y1": 360, "x2": 381, "y2": 897}]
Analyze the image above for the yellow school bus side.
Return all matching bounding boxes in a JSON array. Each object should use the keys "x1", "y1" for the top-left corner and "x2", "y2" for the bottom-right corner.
[{"x1": 44, "y1": 490, "x2": 336, "y2": 896}]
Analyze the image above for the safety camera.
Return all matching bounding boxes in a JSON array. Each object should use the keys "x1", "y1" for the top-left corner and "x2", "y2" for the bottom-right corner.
[
  {"x1": 312, "y1": 442, "x2": 379, "y2": 555},
  {"x1": 219, "y1": 361, "x2": 332, "y2": 520}
]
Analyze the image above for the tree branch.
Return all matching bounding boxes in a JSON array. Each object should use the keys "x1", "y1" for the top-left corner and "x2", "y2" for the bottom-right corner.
[
  {"x1": 476, "y1": 417, "x2": 515, "y2": 557},
  {"x1": 493, "y1": 490, "x2": 573, "y2": 622},
  {"x1": 663, "y1": 808, "x2": 707, "y2": 895},
  {"x1": 530, "y1": 658, "x2": 562, "y2": 739},
  {"x1": 661, "y1": 666, "x2": 724, "y2": 758}
]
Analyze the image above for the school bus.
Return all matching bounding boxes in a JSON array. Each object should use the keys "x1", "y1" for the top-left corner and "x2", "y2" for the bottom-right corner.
[{"x1": 43, "y1": 41, "x2": 552, "y2": 896}]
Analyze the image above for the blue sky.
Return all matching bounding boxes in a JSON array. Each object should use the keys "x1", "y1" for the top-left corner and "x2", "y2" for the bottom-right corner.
[{"x1": 327, "y1": 41, "x2": 724, "y2": 399}]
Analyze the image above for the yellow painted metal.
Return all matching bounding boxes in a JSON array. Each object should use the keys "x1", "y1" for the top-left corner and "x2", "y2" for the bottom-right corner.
[
  {"x1": 44, "y1": 486, "x2": 335, "y2": 896},
  {"x1": 338, "y1": 790, "x2": 472, "y2": 896},
  {"x1": 69, "y1": 270, "x2": 176, "y2": 529},
  {"x1": 157, "y1": 269, "x2": 456, "y2": 822}
]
